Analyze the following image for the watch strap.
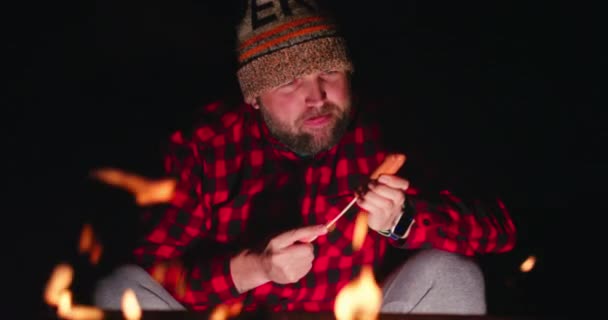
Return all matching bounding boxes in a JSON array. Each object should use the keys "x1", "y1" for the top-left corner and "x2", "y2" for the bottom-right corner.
[{"x1": 377, "y1": 199, "x2": 415, "y2": 240}]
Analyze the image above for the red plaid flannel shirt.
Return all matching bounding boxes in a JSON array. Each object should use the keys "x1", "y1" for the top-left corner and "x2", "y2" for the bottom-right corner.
[{"x1": 132, "y1": 100, "x2": 516, "y2": 312}]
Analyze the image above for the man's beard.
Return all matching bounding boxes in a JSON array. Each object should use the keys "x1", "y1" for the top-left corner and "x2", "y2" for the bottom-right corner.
[{"x1": 260, "y1": 101, "x2": 352, "y2": 156}]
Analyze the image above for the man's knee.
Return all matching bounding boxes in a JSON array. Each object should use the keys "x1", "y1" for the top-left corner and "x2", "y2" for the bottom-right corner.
[
  {"x1": 93, "y1": 264, "x2": 185, "y2": 310},
  {"x1": 411, "y1": 249, "x2": 484, "y2": 286},
  {"x1": 382, "y1": 249, "x2": 486, "y2": 315},
  {"x1": 93, "y1": 264, "x2": 147, "y2": 309}
]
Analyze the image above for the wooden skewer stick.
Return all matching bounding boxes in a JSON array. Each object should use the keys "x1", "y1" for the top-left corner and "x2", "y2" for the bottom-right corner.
[
  {"x1": 325, "y1": 196, "x2": 359, "y2": 229},
  {"x1": 325, "y1": 153, "x2": 407, "y2": 229}
]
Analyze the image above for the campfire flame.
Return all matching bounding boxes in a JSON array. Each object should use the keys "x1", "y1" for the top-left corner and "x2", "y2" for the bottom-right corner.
[
  {"x1": 520, "y1": 255, "x2": 536, "y2": 273},
  {"x1": 78, "y1": 223, "x2": 103, "y2": 265},
  {"x1": 209, "y1": 302, "x2": 243, "y2": 320},
  {"x1": 78, "y1": 224, "x2": 94, "y2": 254},
  {"x1": 90, "y1": 167, "x2": 176, "y2": 205},
  {"x1": 56, "y1": 289, "x2": 104, "y2": 320},
  {"x1": 175, "y1": 273, "x2": 187, "y2": 298},
  {"x1": 45, "y1": 263, "x2": 105, "y2": 320},
  {"x1": 151, "y1": 262, "x2": 169, "y2": 284},
  {"x1": 334, "y1": 265, "x2": 382, "y2": 320},
  {"x1": 44, "y1": 263, "x2": 74, "y2": 306},
  {"x1": 89, "y1": 243, "x2": 103, "y2": 265},
  {"x1": 60, "y1": 305, "x2": 104, "y2": 320},
  {"x1": 121, "y1": 288, "x2": 142, "y2": 320},
  {"x1": 57, "y1": 290, "x2": 72, "y2": 318},
  {"x1": 151, "y1": 260, "x2": 187, "y2": 298},
  {"x1": 352, "y1": 212, "x2": 369, "y2": 251}
]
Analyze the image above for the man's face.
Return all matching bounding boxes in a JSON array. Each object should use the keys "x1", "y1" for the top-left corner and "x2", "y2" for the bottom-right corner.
[{"x1": 254, "y1": 70, "x2": 352, "y2": 156}]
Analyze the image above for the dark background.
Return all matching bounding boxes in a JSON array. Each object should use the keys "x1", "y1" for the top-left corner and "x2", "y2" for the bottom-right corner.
[{"x1": 6, "y1": 0, "x2": 598, "y2": 318}]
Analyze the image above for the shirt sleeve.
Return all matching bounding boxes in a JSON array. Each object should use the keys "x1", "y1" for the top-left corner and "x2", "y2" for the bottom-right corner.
[
  {"x1": 132, "y1": 130, "x2": 241, "y2": 310},
  {"x1": 389, "y1": 187, "x2": 517, "y2": 256}
]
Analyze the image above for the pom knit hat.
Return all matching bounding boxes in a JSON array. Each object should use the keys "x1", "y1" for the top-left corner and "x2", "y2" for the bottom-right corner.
[{"x1": 236, "y1": 0, "x2": 354, "y2": 103}]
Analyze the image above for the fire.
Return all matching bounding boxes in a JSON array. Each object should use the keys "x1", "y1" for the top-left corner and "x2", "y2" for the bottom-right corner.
[
  {"x1": 352, "y1": 212, "x2": 369, "y2": 251},
  {"x1": 151, "y1": 260, "x2": 187, "y2": 298},
  {"x1": 89, "y1": 243, "x2": 103, "y2": 265},
  {"x1": 175, "y1": 273, "x2": 187, "y2": 298},
  {"x1": 334, "y1": 265, "x2": 382, "y2": 320},
  {"x1": 44, "y1": 263, "x2": 74, "y2": 306},
  {"x1": 60, "y1": 304, "x2": 104, "y2": 320},
  {"x1": 55, "y1": 289, "x2": 104, "y2": 320},
  {"x1": 122, "y1": 289, "x2": 142, "y2": 320},
  {"x1": 78, "y1": 223, "x2": 103, "y2": 265},
  {"x1": 90, "y1": 167, "x2": 177, "y2": 206},
  {"x1": 45, "y1": 263, "x2": 105, "y2": 320},
  {"x1": 78, "y1": 224, "x2": 94, "y2": 253},
  {"x1": 57, "y1": 290, "x2": 72, "y2": 318},
  {"x1": 209, "y1": 302, "x2": 243, "y2": 320},
  {"x1": 151, "y1": 262, "x2": 169, "y2": 283},
  {"x1": 520, "y1": 255, "x2": 536, "y2": 272},
  {"x1": 57, "y1": 291, "x2": 103, "y2": 320}
]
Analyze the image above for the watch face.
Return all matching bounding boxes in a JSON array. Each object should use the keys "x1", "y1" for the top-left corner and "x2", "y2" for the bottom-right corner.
[{"x1": 393, "y1": 214, "x2": 413, "y2": 237}]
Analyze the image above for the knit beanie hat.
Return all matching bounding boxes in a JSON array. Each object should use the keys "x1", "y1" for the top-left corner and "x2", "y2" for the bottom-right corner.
[{"x1": 236, "y1": 0, "x2": 354, "y2": 103}]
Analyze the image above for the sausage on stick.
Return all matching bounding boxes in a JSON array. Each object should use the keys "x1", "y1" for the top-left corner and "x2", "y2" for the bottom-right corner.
[{"x1": 325, "y1": 153, "x2": 407, "y2": 229}]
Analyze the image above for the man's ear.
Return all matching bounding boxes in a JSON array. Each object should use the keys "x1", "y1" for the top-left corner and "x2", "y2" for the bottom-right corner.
[{"x1": 250, "y1": 97, "x2": 260, "y2": 110}]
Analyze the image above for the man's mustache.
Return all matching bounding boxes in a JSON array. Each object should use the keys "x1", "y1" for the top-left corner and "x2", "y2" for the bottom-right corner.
[{"x1": 299, "y1": 103, "x2": 341, "y2": 122}]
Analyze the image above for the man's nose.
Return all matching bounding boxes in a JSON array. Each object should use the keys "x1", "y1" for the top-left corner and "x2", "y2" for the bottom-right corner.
[{"x1": 304, "y1": 77, "x2": 326, "y2": 107}]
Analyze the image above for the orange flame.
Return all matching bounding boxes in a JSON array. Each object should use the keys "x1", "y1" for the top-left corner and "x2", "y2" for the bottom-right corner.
[
  {"x1": 44, "y1": 263, "x2": 74, "y2": 306},
  {"x1": 89, "y1": 243, "x2": 103, "y2": 265},
  {"x1": 151, "y1": 262, "x2": 169, "y2": 284},
  {"x1": 57, "y1": 290, "x2": 72, "y2": 318},
  {"x1": 78, "y1": 224, "x2": 103, "y2": 265},
  {"x1": 78, "y1": 224, "x2": 94, "y2": 254},
  {"x1": 122, "y1": 289, "x2": 142, "y2": 320},
  {"x1": 55, "y1": 289, "x2": 104, "y2": 320},
  {"x1": 174, "y1": 266, "x2": 189, "y2": 299},
  {"x1": 210, "y1": 302, "x2": 243, "y2": 320},
  {"x1": 90, "y1": 167, "x2": 176, "y2": 206},
  {"x1": 520, "y1": 255, "x2": 536, "y2": 273},
  {"x1": 63, "y1": 305, "x2": 104, "y2": 320},
  {"x1": 334, "y1": 265, "x2": 382, "y2": 320},
  {"x1": 151, "y1": 260, "x2": 187, "y2": 298},
  {"x1": 352, "y1": 212, "x2": 369, "y2": 251}
]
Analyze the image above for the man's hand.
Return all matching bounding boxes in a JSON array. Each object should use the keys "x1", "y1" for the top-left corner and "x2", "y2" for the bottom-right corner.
[
  {"x1": 261, "y1": 224, "x2": 327, "y2": 284},
  {"x1": 230, "y1": 225, "x2": 327, "y2": 293},
  {"x1": 357, "y1": 174, "x2": 410, "y2": 232}
]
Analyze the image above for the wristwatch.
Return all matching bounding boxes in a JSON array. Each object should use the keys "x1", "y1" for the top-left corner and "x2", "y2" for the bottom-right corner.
[{"x1": 377, "y1": 199, "x2": 416, "y2": 240}]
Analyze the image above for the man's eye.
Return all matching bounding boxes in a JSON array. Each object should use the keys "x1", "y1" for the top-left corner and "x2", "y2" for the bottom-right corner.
[{"x1": 278, "y1": 78, "x2": 298, "y2": 89}]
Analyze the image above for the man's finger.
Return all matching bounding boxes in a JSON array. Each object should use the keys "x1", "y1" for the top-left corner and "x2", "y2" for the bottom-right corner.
[
  {"x1": 377, "y1": 175, "x2": 409, "y2": 190},
  {"x1": 270, "y1": 225, "x2": 327, "y2": 249},
  {"x1": 356, "y1": 193, "x2": 384, "y2": 215},
  {"x1": 367, "y1": 183, "x2": 405, "y2": 206}
]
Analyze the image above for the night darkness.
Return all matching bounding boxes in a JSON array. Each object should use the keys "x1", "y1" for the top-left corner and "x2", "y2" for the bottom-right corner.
[{"x1": 6, "y1": 1, "x2": 598, "y2": 318}]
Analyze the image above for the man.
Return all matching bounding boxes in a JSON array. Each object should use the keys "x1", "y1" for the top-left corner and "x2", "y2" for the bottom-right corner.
[{"x1": 94, "y1": 0, "x2": 516, "y2": 315}]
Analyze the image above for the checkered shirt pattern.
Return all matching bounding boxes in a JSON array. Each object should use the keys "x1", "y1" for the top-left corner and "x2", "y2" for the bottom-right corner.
[{"x1": 132, "y1": 100, "x2": 516, "y2": 312}]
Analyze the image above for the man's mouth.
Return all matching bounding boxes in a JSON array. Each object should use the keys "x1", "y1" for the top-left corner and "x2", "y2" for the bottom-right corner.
[{"x1": 303, "y1": 114, "x2": 332, "y2": 127}]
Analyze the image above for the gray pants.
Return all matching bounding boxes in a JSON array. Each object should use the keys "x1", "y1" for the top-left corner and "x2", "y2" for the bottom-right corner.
[{"x1": 93, "y1": 249, "x2": 486, "y2": 315}]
